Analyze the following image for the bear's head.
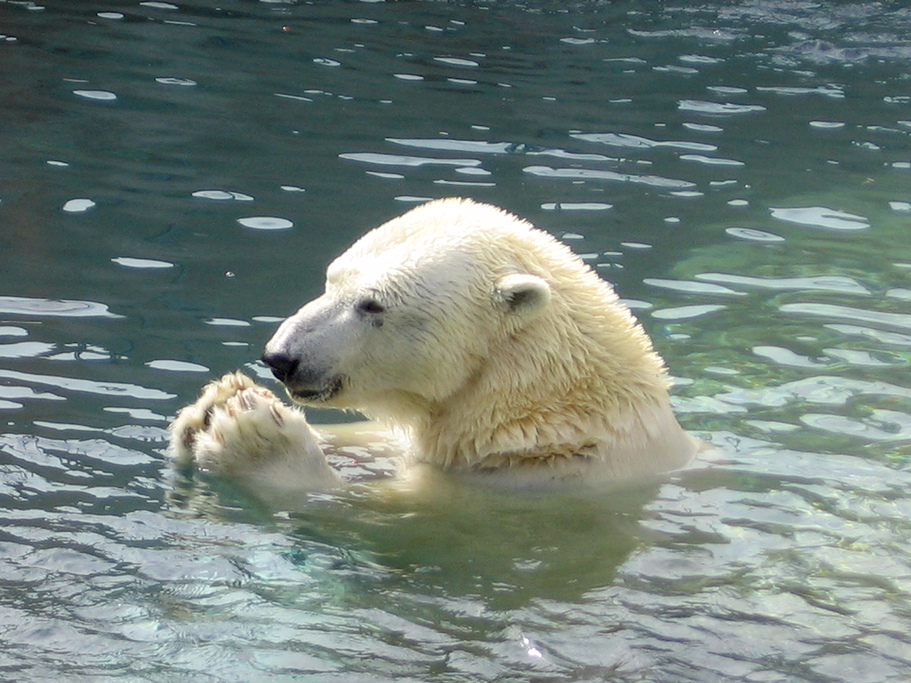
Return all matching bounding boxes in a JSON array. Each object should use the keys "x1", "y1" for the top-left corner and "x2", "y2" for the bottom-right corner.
[
  {"x1": 262, "y1": 199, "x2": 557, "y2": 413},
  {"x1": 263, "y1": 198, "x2": 678, "y2": 470}
]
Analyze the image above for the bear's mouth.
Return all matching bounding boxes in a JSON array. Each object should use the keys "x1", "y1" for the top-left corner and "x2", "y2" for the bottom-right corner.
[{"x1": 285, "y1": 375, "x2": 344, "y2": 404}]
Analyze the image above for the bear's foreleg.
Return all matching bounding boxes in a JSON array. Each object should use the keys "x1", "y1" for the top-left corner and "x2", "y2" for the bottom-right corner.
[{"x1": 169, "y1": 372, "x2": 342, "y2": 492}]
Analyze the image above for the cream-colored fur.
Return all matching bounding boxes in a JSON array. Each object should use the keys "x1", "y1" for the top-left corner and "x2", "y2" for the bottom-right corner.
[
  {"x1": 169, "y1": 371, "x2": 341, "y2": 492},
  {"x1": 170, "y1": 198, "x2": 697, "y2": 492}
]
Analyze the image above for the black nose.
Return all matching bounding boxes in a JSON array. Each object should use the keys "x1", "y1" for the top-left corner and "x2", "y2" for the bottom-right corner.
[{"x1": 261, "y1": 350, "x2": 298, "y2": 382}]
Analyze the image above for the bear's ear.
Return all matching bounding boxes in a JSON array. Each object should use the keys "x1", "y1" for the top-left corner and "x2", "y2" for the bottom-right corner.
[{"x1": 494, "y1": 273, "x2": 552, "y2": 319}]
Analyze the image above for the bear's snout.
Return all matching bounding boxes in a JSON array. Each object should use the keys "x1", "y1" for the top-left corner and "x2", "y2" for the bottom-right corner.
[
  {"x1": 260, "y1": 297, "x2": 349, "y2": 404},
  {"x1": 261, "y1": 350, "x2": 298, "y2": 383},
  {"x1": 261, "y1": 347, "x2": 344, "y2": 403}
]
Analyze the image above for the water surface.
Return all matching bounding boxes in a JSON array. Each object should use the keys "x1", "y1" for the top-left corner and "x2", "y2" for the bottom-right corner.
[{"x1": 1, "y1": 1, "x2": 910, "y2": 681}]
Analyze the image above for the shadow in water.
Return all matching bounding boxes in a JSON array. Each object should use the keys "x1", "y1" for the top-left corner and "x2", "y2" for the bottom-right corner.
[{"x1": 168, "y1": 464, "x2": 660, "y2": 609}]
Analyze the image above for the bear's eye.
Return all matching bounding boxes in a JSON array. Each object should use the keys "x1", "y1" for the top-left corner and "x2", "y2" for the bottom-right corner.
[{"x1": 355, "y1": 298, "x2": 386, "y2": 315}]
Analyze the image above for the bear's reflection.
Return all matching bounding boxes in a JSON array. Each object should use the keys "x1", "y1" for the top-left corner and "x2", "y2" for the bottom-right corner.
[{"x1": 169, "y1": 454, "x2": 659, "y2": 607}]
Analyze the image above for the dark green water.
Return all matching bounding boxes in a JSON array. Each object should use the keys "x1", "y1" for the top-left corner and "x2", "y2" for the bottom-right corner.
[{"x1": 2, "y1": 1, "x2": 911, "y2": 681}]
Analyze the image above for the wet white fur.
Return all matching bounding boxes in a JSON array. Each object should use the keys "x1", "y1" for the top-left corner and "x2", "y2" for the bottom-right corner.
[{"x1": 170, "y1": 198, "x2": 697, "y2": 492}]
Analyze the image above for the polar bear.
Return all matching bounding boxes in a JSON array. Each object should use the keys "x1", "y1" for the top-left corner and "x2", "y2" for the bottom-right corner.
[{"x1": 170, "y1": 198, "x2": 697, "y2": 492}]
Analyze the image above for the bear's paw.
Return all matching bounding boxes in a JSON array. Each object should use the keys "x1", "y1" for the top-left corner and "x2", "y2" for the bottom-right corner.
[{"x1": 169, "y1": 372, "x2": 341, "y2": 491}]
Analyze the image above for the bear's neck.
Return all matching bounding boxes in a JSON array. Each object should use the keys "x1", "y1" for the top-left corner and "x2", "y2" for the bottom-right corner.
[
  {"x1": 409, "y1": 307, "x2": 694, "y2": 480},
  {"x1": 414, "y1": 389, "x2": 684, "y2": 476}
]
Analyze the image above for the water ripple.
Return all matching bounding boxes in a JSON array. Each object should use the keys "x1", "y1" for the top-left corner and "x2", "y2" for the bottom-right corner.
[
  {"x1": 678, "y1": 100, "x2": 766, "y2": 115},
  {"x1": 73, "y1": 90, "x2": 117, "y2": 102},
  {"x1": 718, "y1": 375, "x2": 911, "y2": 408},
  {"x1": 4, "y1": 2, "x2": 911, "y2": 681},
  {"x1": 340, "y1": 152, "x2": 482, "y2": 168},
  {"x1": 0, "y1": 369, "x2": 175, "y2": 401},
  {"x1": 801, "y1": 409, "x2": 911, "y2": 441},
  {"x1": 781, "y1": 303, "x2": 911, "y2": 332},
  {"x1": 388, "y1": 138, "x2": 512, "y2": 154},
  {"x1": 0, "y1": 296, "x2": 121, "y2": 319},
  {"x1": 62, "y1": 198, "x2": 96, "y2": 213},
  {"x1": 651, "y1": 304, "x2": 727, "y2": 320},
  {"x1": 696, "y1": 273, "x2": 870, "y2": 295},
  {"x1": 523, "y1": 165, "x2": 696, "y2": 189},
  {"x1": 0, "y1": 341, "x2": 55, "y2": 359},
  {"x1": 756, "y1": 85, "x2": 845, "y2": 98},
  {"x1": 679, "y1": 154, "x2": 744, "y2": 166},
  {"x1": 191, "y1": 190, "x2": 254, "y2": 201},
  {"x1": 644, "y1": 278, "x2": 745, "y2": 297},
  {"x1": 145, "y1": 360, "x2": 209, "y2": 373},
  {"x1": 826, "y1": 324, "x2": 911, "y2": 347},
  {"x1": 570, "y1": 132, "x2": 717, "y2": 152},
  {"x1": 770, "y1": 206, "x2": 870, "y2": 230},
  {"x1": 237, "y1": 216, "x2": 294, "y2": 231},
  {"x1": 724, "y1": 227, "x2": 785, "y2": 242},
  {"x1": 111, "y1": 257, "x2": 174, "y2": 269}
]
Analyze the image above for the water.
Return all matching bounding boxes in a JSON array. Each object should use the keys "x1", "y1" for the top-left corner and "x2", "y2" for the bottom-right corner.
[{"x1": 2, "y1": 0, "x2": 911, "y2": 680}]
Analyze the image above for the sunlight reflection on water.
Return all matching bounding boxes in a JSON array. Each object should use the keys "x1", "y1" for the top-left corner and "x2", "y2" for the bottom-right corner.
[{"x1": 1, "y1": 0, "x2": 910, "y2": 681}]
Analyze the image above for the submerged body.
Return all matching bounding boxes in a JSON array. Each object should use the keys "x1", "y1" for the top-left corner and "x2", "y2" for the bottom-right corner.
[{"x1": 170, "y1": 198, "x2": 697, "y2": 492}]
